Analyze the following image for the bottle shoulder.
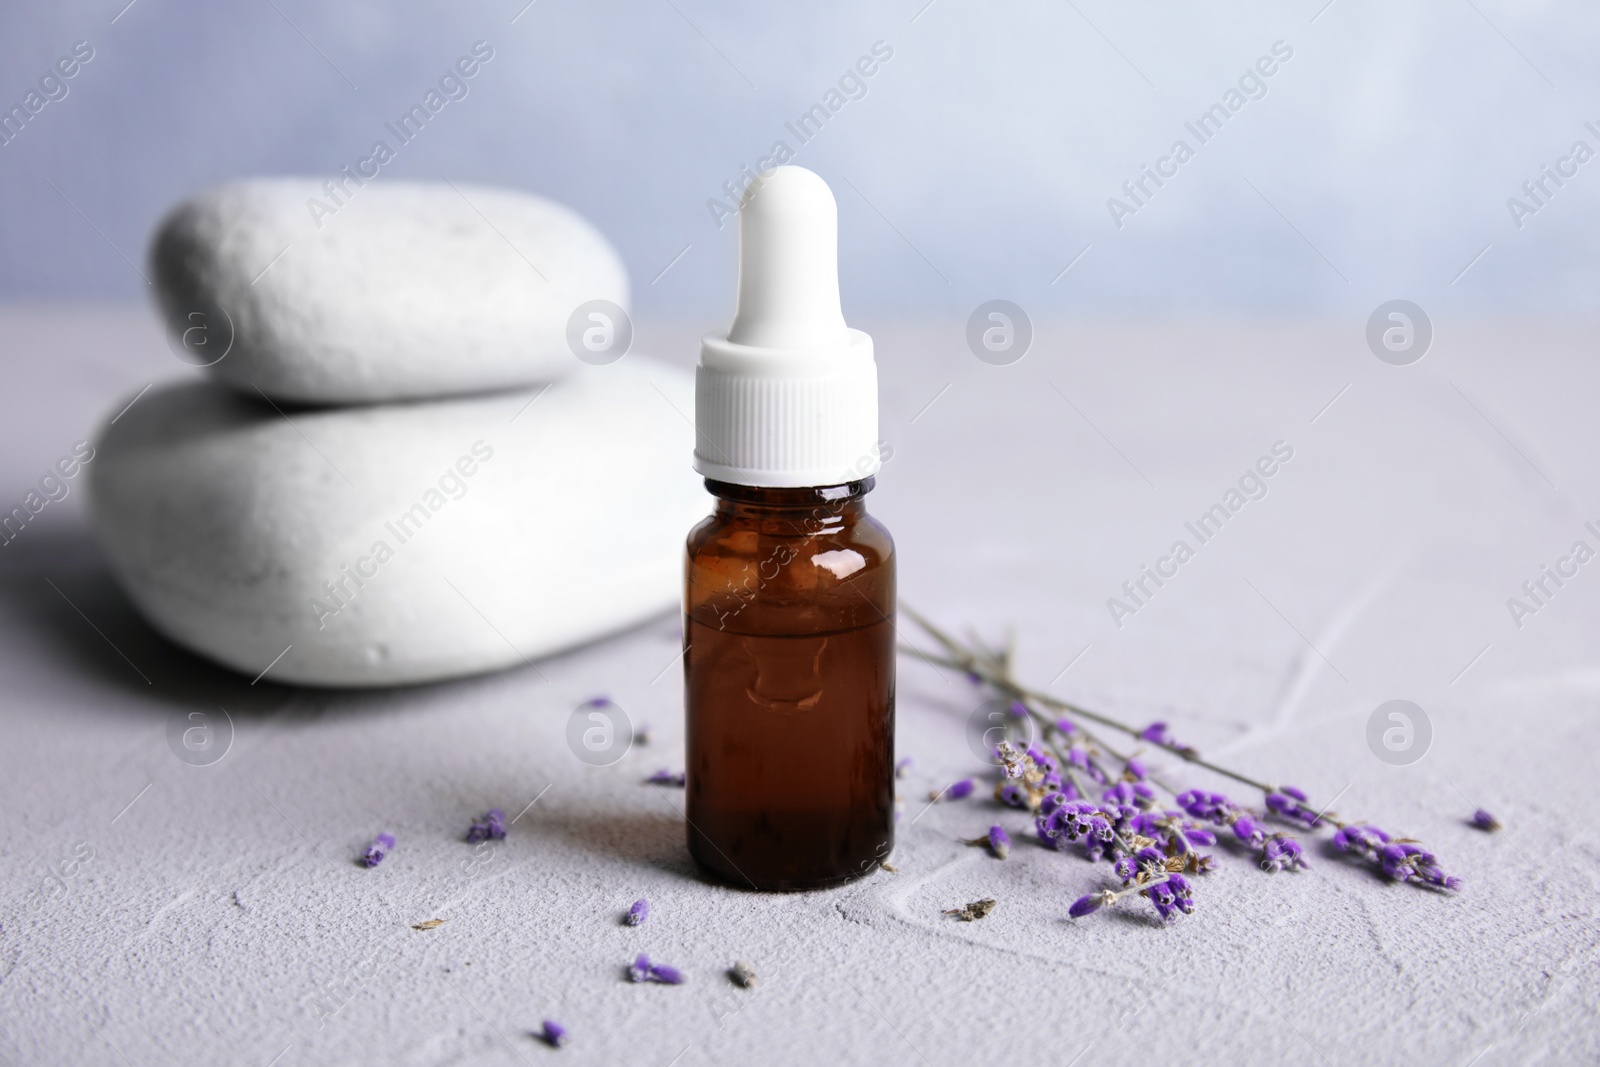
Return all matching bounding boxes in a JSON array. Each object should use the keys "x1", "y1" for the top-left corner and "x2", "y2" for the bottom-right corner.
[{"x1": 684, "y1": 504, "x2": 894, "y2": 633}]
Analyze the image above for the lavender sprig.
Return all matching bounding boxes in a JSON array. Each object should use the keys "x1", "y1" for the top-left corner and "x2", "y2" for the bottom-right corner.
[{"x1": 900, "y1": 607, "x2": 1462, "y2": 914}]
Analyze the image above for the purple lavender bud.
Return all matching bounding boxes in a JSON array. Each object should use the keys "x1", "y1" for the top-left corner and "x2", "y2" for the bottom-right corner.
[
  {"x1": 1139, "y1": 721, "x2": 1171, "y2": 745},
  {"x1": 1265, "y1": 791, "x2": 1321, "y2": 828},
  {"x1": 1184, "y1": 827, "x2": 1217, "y2": 847},
  {"x1": 946, "y1": 778, "x2": 975, "y2": 800},
  {"x1": 648, "y1": 962, "x2": 686, "y2": 984},
  {"x1": 646, "y1": 769, "x2": 686, "y2": 787},
  {"x1": 997, "y1": 781, "x2": 1030, "y2": 809},
  {"x1": 625, "y1": 898, "x2": 649, "y2": 926},
  {"x1": 1146, "y1": 879, "x2": 1179, "y2": 921},
  {"x1": 987, "y1": 825, "x2": 1011, "y2": 860},
  {"x1": 583, "y1": 696, "x2": 611, "y2": 708},
  {"x1": 895, "y1": 757, "x2": 913, "y2": 779},
  {"x1": 1281, "y1": 785, "x2": 1308, "y2": 802},
  {"x1": 1114, "y1": 856, "x2": 1137, "y2": 881},
  {"x1": 1471, "y1": 809, "x2": 1501, "y2": 832},
  {"x1": 1068, "y1": 893, "x2": 1106, "y2": 918},
  {"x1": 628, "y1": 954, "x2": 653, "y2": 983},
  {"x1": 1125, "y1": 758, "x2": 1147, "y2": 780},
  {"x1": 1054, "y1": 718, "x2": 1077, "y2": 735},
  {"x1": 1100, "y1": 782, "x2": 1132, "y2": 806},
  {"x1": 1007, "y1": 699, "x2": 1028, "y2": 718},
  {"x1": 1167, "y1": 873, "x2": 1195, "y2": 914},
  {"x1": 539, "y1": 1020, "x2": 568, "y2": 1048},
  {"x1": 965, "y1": 671, "x2": 982, "y2": 685},
  {"x1": 1134, "y1": 847, "x2": 1165, "y2": 873},
  {"x1": 466, "y1": 808, "x2": 508, "y2": 843},
  {"x1": 362, "y1": 833, "x2": 395, "y2": 868},
  {"x1": 1262, "y1": 836, "x2": 1308, "y2": 873},
  {"x1": 1232, "y1": 815, "x2": 1266, "y2": 848}
]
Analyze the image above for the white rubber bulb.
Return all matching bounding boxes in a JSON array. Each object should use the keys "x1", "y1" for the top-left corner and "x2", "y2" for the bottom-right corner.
[{"x1": 726, "y1": 166, "x2": 851, "y2": 350}]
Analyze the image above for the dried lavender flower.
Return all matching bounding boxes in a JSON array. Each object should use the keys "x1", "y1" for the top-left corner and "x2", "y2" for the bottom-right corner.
[
  {"x1": 538, "y1": 1020, "x2": 568, "y2": 1048},
  {"x1": 1069, "y1": 889, "x2": 1116, "y2": 918},
  {"x1": 645, "y1": 769, "x2": 686, "y2": 787},
  {"x1": 966, "y1": 825, "x2": 1011, "y2": 859},
  {"x1": 730, "y1": 961, "x2": 758, "y2": 988},
  {"x1": 931, "y1": 778, "x2": 976, "y2": 801},
  {"x1": 466, "y1": 808, "x2": 507, "y2": 843},
  {"x1": 648, "y1": 961, "x2": 686, "y2": 984},
  {"x1": 1471, "y1": 808, "x2": 1501, "y2": 832},
  {"x1": 362, "y1": 833, "x2": 395, "y2": 868},
  {"x1": 628, "y1": 953, "x2": 685, "y2": 984},
  {"x1": 942, "y1": 897, "x2": 997, "y2": 921},
  {"x1": 1265, "y1": 787, "x2": 1322, "y2": 828},
  {"x1": 1139, "y1": 721, "x2": 1171, "y2": 745},
  {"x1": 624, "y1": 898, "x2": 649, "y2": 926}
]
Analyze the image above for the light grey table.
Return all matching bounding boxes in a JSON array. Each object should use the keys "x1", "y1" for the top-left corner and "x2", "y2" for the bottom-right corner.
[{"x1": 2, "y1": 308, "x2": 1596, "y2": 1065}]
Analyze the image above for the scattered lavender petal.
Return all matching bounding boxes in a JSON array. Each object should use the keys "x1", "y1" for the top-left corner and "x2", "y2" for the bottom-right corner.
[
  {"x1": 625, "y1": 898, "x2": 649, "y2": 926},
  {"x1": 946, "y1": 778, "x2": 975, "y2": 800},
  {"x1": 987, "y1": 825, "x2": 1011, "y2": 860},
  {"x1": 1054, "y1": 718, "x2": 1077, "y2": 735},
  {"x1": 538, "y1": 1020, "x2": 568, "y2": 1048},
  {"x1": 1007, "y1": 699, "x2": 1028, "y2": 718},
  {"x1": 1068, "y1": 892, "x2": 1106, "y2": 919},
  {"x1": 1139, "y1": 721, "x2": 1171, "y2": 745},
  {"x1": 895, "y1": 757, "x2": 913, "y2": 779},
  {"x1": 649, "y1": 962, "x2": 687, "y2": 984},
  {"x1": 1471, "y1": 808, "x2": 1502, "y2": 832},
  {"x1": 628, "y1": 952, "x2": 686, "y2": 984},
  {"x1": 645, "y1": 769, "x2": 686, "y2": 787},
  {"x1": 583, "y1": 696, "x2": 611, "y2": 708},
  {"x1": 362, "y1": 833, "x2": 395, "y2": 868},
  {"x1": 466, "y1": 808, "x2": 507, "y2": 843}
]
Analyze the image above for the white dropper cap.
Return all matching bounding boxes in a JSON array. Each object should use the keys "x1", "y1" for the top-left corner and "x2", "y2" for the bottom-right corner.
[{"x1": 694, "y1": 166, "x2": 880, "y2": 488}]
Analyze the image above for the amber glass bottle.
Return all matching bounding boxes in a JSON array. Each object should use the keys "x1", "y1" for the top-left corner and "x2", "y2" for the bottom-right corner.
[{"x1": 684, "y1": 477, "x2": 895, "y2": 890}]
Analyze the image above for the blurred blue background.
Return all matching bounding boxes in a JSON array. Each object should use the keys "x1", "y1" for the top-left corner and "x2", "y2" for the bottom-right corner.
[{"x1": 1, "y1": 0, "x2": 1597, "y2": 319}]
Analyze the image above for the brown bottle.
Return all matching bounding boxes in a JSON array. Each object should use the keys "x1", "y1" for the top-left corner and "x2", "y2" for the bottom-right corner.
[
  {"x1": 684, "y1": 478, "x2": 895, "y2": 889},
  {"x1": 682, "y1": 165, "x2": 893, "y2": 890}
]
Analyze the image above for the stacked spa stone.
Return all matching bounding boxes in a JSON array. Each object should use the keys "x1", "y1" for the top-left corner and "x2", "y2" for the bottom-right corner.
[{"x1": 88, "y1": 179, "x2": 707, "y2": 687}]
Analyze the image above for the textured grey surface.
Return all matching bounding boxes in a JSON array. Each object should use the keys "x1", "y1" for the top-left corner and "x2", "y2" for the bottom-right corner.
[{"x1": 2, "y1": 308, "x2": 1598, "y2": 1065}]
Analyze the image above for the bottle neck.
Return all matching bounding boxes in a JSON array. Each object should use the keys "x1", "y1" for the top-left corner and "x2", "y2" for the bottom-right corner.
[{"x1": 706, "y1": 477, "x2": 873, "y2": 535}]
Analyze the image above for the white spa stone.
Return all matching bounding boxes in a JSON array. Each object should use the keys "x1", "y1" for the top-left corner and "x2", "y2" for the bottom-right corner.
[
  {"x1": 150, "y1": 178, "x2": 629, "y2": 404},
  {"x1": 87, "y1": 358, "x2": 707, "y2": 687}
]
